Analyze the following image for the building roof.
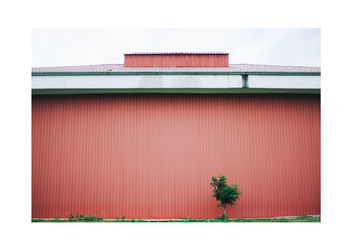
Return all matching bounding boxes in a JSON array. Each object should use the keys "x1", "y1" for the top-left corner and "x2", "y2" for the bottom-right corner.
[
  {"x1": 124, "y1": 52, "x2": 229, "y2": 55},
  {"x1": 32, "y1": 64, "x2": 320, "y2": 74}
]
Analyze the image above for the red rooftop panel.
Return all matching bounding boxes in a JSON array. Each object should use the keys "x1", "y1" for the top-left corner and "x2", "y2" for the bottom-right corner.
[{"x1": 124, "y1": 53, "x2": 229, "y2": 67}]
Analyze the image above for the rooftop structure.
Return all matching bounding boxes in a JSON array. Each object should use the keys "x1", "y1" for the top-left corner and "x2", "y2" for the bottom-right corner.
[{"x1": 124, "y1": 52, "x2": 229, "y2": 67}]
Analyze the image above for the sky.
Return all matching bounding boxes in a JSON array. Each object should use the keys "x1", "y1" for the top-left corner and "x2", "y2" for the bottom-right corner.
[{"x1": 32, "y1": 28, "x2": 320, "y2": 67}]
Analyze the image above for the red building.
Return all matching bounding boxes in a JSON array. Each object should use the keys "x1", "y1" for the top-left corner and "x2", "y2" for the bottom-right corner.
[{"x1": 32, "y1": 53, "x2": 320, "y2": 219}]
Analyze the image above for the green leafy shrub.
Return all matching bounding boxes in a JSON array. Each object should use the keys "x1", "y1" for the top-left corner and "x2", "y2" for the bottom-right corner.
[
  {"x1": 211, "y1": 174, "x2": 241, "y2": 219},
  {"x1": 68, "y1": 212, "x2": 103, "y2": 222}
]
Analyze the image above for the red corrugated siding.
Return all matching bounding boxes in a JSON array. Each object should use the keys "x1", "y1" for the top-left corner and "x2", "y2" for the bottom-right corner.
[
  {"x1": 32, "y1": 94, "x2": 320, "y2": 219},
  {"x1": 124, "y1": 54, "x2": 229, "y2": 67}
]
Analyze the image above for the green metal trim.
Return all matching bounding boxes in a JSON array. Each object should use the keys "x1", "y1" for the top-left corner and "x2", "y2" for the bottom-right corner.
[
  {"x1": 32, "y1": 71, "x2": 320, "y2": 77},
  {"x1": 32, "y1": 88, "x2": 321, "y2": 95}
]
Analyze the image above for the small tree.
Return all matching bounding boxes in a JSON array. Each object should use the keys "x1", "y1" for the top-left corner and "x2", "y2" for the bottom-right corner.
[{"x1": 211, "y1": 174, "x2": 241, "y2": 219}]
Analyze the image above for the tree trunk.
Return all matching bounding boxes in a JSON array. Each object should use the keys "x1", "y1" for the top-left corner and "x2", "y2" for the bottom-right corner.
[{"x1": 224, "y1": 205, "x2": 227, "y2": 219}]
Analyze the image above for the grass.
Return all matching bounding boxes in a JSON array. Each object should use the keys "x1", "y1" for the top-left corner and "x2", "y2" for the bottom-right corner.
[{"x1": 32, "y1": 216, "x2": 320, "y2": 223}]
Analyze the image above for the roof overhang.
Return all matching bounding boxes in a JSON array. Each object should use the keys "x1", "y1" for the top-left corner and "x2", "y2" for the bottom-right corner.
[
  {"x1": 32, "y1": 88, "x2": 320, "y2": 95},
  {"x1": 32, "y1": 72, "x2": 320, "y2": 95},
  {"x1": 32, "y1": 72, "x2": 320, "y2": 76}
]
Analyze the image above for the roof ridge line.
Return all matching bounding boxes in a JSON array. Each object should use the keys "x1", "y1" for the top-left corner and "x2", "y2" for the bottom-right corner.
[
  {"x1": 32, "y1": 63, "x2": 124, "y2": 68},
  {"x1": 229, "y1": 63, "x2": 320, "y2": 68}
]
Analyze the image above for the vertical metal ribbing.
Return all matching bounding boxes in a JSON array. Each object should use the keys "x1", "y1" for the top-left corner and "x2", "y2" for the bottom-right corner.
[
  {"x1": 124, "y1": 54, "x2": 229, "y2": 67},
  {"x1": 32, "y1": 94, "x2": 320, "y2": 219}
]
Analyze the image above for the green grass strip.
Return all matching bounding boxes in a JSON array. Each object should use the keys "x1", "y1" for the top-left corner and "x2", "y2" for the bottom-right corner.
[{"x1": 32, "y1": 216, "x2": 320, "y2": 223}]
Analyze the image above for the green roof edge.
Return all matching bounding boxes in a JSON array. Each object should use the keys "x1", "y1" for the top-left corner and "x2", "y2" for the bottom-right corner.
[
  {"x1": 32, "y1": 88, "x2": 321, "y2": 95},
  {"x1": 32, "y1": 72, "x2": 320, "y2": 76}
]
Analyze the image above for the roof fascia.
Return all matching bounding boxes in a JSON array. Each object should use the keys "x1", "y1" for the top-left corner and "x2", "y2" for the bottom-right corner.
[
  {"x1": 32, "y1": 88, "x2": 320, "y2": 95},
  {"x1": 32, "y1": 72, "x2": 320, "y2": 77}
]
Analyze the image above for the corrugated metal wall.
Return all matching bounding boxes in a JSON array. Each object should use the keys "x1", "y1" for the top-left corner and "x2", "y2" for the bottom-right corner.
[
  {"x1": 124, "y1": 54, "x2": 229, "y2": 67},
  {"x1": 32, "y1": 94, "x2": 320, "y2": 219}
]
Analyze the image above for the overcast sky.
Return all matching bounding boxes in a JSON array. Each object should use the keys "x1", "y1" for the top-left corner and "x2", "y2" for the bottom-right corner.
[{"x1": 32, "y1": 28, "x2": 320, "y2": 67}]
